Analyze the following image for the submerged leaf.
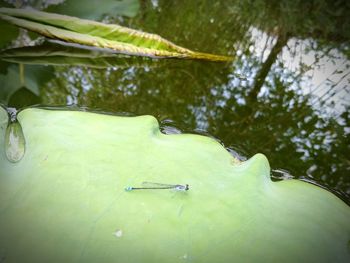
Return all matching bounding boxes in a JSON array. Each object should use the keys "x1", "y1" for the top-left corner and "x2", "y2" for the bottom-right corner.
[
  {"x1": 8, "y1": 86, "x2": 41, "y2": 108},
  {"x1": 0, "y1": 7, "x2": 232, "y2": 61},
  {"x1": 0, "y1": 64, "x2": 54, "y2": 105}
]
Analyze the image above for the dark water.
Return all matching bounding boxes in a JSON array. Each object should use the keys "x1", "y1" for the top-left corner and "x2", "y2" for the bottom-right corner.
[{"x1": 0, "y1": 0, "x2": 349, "y2": 203}]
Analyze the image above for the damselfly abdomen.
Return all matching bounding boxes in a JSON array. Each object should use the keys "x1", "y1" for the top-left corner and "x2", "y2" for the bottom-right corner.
[{"x1": 125, "y1": 182, "x2": 189, "y2": 192}]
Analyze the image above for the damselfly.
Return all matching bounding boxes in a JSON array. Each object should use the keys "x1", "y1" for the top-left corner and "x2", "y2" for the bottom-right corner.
[{"x1": 125, "y1": 182, "x2": 189, "y2": 192}]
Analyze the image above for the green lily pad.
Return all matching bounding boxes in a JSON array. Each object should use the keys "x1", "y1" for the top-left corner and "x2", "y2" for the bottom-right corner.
[{"x1": 0, "y1": 107, "x2": 349, "y2": 262}]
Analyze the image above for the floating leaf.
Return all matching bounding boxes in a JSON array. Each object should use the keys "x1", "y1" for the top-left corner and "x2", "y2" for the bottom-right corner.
[
  {"x1": 0, "y1": 1, "x2": 18, "y2": 48},
  {"x1": 46, "y1": 0, "x2": 140, "y2": 19},
  {"x1": 0, "y1": 107, "x2": 349, "y2": 262},
  {"x1": 0, "y1": 7, "x2": 232, "y2": 61},
  {"x1": 0, "y1": 21, "x2": 18, "y2": 49},
  {"x1": 0, "y1": 40, "x2": 165, "y2": 68}
]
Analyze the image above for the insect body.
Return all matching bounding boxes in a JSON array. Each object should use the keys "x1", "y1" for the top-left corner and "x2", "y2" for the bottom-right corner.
[{"x1": 125, "y1": 182, "x2": 189, "y2": 192}]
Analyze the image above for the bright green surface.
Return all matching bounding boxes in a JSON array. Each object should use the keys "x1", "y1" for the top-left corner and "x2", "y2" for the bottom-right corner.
[{"x1": 0, "y1": 108, "x2": 349, "y2": 262}]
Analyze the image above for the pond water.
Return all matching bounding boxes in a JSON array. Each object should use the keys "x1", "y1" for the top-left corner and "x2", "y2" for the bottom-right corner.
[{"x1": 0, "y1": 0, "x2": 349, "y2": 204}]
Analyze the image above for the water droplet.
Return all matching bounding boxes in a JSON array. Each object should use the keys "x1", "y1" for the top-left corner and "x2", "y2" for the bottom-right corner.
[
  {"x1": 5, "y1": 121, "x2": 25, "y2": 163},
  {"x1": 114, "y1": 229, "x2": 123, "y2": 238}
]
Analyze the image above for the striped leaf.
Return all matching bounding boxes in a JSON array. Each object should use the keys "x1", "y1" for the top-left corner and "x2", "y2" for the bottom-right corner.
[{"x1": 0, "y1": 7, "x2": 232, "y2": 61}]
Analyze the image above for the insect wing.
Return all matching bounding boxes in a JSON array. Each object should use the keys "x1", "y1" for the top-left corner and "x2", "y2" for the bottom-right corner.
[
  {"x1": 141, "y1": 182, "x2": 175, "y2": 189},
  {"x1": 175, "y1": 184, "x2": 190, "y2": 191}
]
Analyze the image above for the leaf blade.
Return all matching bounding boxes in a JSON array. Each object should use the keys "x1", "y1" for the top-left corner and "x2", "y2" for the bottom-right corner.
[{"x1": 0, "y1": 7, "x2": 233, "y2": 61}]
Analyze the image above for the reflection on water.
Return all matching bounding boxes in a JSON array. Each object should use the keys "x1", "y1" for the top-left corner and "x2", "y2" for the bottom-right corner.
[{"x1": 0, "y1": 0, "x2": 349, "y2": 203}]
